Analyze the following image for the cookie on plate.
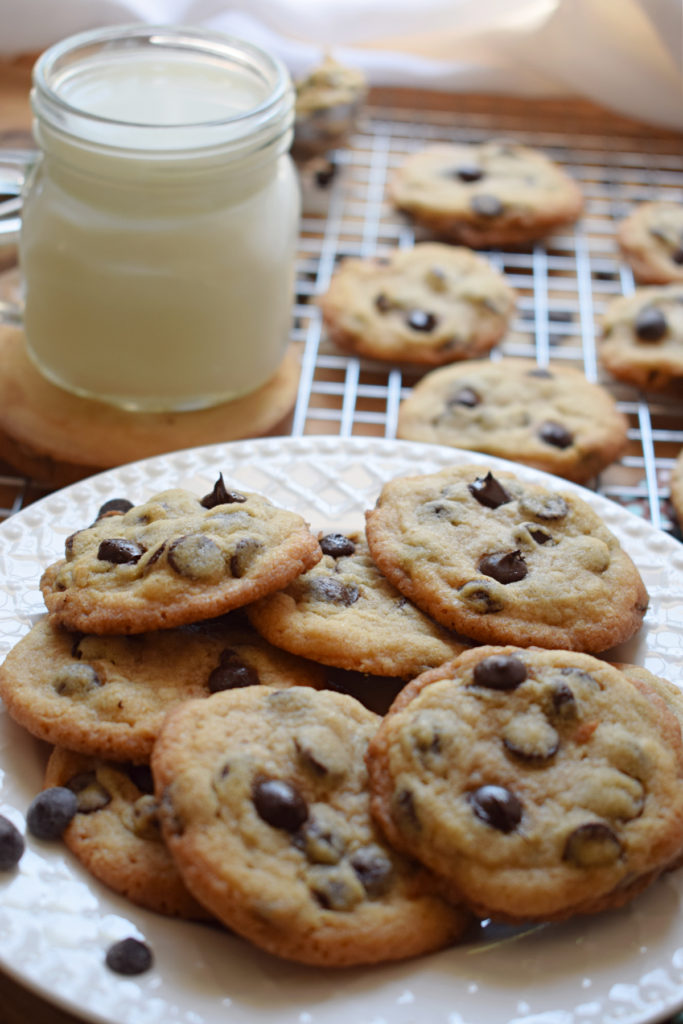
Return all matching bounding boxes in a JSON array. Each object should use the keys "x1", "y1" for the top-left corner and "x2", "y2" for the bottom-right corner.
[
  {"x1": 396, "y1": 358, "x2": 628, "y2": 483},
  {"x1": 364, "y1": 463, "x2": 648, "y2": 653},
  {"x1": 152, "y1": 686, "x2": 470, "y2": 966},
  {"x1": 44, "y1": 747, "x2": 211, "y2": 919},
  {"x1": 366, "y1": 646, "x2": 683, "y2": 923},
  {"x1": 599, "y1": 284, "x2": 683, "y2": 392},
  {"x1": 389, "y1": 141, "x2": 584, "y2": 248},
  {"x1": 0, "y1": 614, "x2": 326, "y2": 763},
  {"x1": 247, "y1": 529, "x2": 470, "y2": 677},
  {"x1": 39, "y1": 477, "x2": 321, "y2": 635},
  {"x1": 319, "y1": 243, "x2": 516, "y2": 364},
  {"x1": 617, "y1": 202, "x2": 683, "y2": 284}
]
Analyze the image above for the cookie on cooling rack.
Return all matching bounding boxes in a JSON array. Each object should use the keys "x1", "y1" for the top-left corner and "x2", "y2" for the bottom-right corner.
[
  {"x1": 364, "y1": 463, "x2": 649, "y2": 653},
  {"x1": 292, "y1": 56, "x2": 367, "y2": 160},
  {"x1": 366, "y1": 646, "x2": 683, "y2": 923},
  {"x1": 152, "y1": 685, "x2": 469, "y2": 966},
  {"x1": 247, "y1": 529, "x2": 470, "y2": 677},
  {"x1": 617, "y1": 201, "x2": 683, "y2": 285},
  {"x1": 39, "y1": 477, "x2": 321, "y2": 635},
  {"x1": 44, "y1": 747, "x2": 211, "y2": 919},
  {"x1": 396, "y1": 358, "x2": 629, "y2": 483},
  {"x1": 319, "y1": 243, "x2": 516, "y2": 364},
  {"x1": 0, "y1": 614, "x2": 326, "y2": 763},
  {"x1": 670, "y1": 449, "x2": 683, "y2": 529},
  {"x1": 599, "y1": 284, "x2": 683, "y2": 392},
  {"x1": 389, "y1": 140, "x2": 584, "y2": 247}
]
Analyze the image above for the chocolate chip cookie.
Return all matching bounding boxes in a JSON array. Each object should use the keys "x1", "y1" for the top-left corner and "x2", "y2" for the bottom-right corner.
[
  {"x1": 600, "y1": 284, "x2": 683, "y2": 392},
  {"x1": 396, "y1": 358, "x2": 629, "y2": 483},
  {"x1": 366, "y1": 646, "x2": 683, "y2": 923},
  {"x1": 44, "y1": 747, "x2": 211, "y2": 919},
  {"x1": 293, "y1": 56, "x2": 367, "y2": 160},
  {"x1": 247, "y1": 530, "x2": 469, "y2": 677},
  {"x1": 670, "y1": 448, "x2": 683, "y2": 528},
  {"x1": 39, "y1": 478, "x2": 321, "y2": 634},
  {"x1": 617, "y1": 201, "x2": 683, "y2": 284},
  {"x1": 389, "y1": 141, "x2": 584, "y2": 248},
  {"x1": 364, "y1": 464, "x2": 648, "y2": 652},
  {"x1": 0, "y1": 614, "x2": 326, "y2": 763},
  {"x1": 319, "y1": 243, "x2": 516, "y2": 364},
  {"x1": 152, "y1": 686, "x2": 469, "y2": 966}
]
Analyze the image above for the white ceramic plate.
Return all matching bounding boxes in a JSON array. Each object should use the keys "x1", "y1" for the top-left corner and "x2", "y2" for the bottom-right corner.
[{"x1": 1, "y1": 436, "x2": 683, "y2": 1024}]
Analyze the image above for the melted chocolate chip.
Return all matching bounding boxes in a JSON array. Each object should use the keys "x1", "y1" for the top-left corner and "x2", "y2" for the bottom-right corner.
[
  {"x1": 26, "y1": 787, "x2": 79, "y2": 839},
  {"x1": 635, "y1": 306, "x2": 667, "y2": 341},
  {"x1": 448, "y1": 386, "x2": 481, "y2": 408},
  {"x1": 0, "y1": 815, "x2": 24, "y2": 870},
  {"x1": 167, "y1": 534, "x2": 224, "y2": 580},
  {"x1": 550, "y1": 680, "x2": 577, "y2": 718},
  {"x1": 105, "y1": 937, "x2": 153, "y2": 976},
  {"x1": 458, "y1": 580, "x2": 504, "y2": 613},
  {"x1": 66, "y1": 772, "x2": 112, "y2": 813},
  {"x1": 96, "y1": 498, "x2": 133, "y2": 519},
  {"x1": 518, "y1": 493, "x2": 569, "y2": 521},
  {"x1": 538, "y1": 420, "x2": 574, "y2": 449},
  {"x1": 394, "y1": 788, "x2": 420, "y2": 831},
  {"x1": 473, "y1": 654, "x2": 527, "y2": 691},
  {"x1": 200, "y1": 474, "x2": 247, "y2": 508},
  {"x1": 455, "y1": 164, "x2": 484, "y2": 182},
  {"x1": 208, "y1": 649, "x2": 259, "y2": 692},
  {"x1": 252, "y1": 778, "x2": 308, "y2": 832},
  {"x1": 673, "y1": 247, "x2": 683, "y2": 265},
  {"x1": 470, "y1": 194, "x2": 503, "y2": 218},
  {"x1": 351, "y1": 845, "x2": 394, "y2": 898},
  {"x1": 308, "y1": 577, "x2": 359, "y2": 606},
  {"x1": 229, "y1": 537, "x2": 262, "y2": 578},
  {"x1": 406, "y1": 309, "x2": 438, "y2": 332},
  {"x1": 314, "y1": 159, "x2": 337, "y2": 187},
  {"x1": 468, "y1": 785, "x2": 522, "y2": 833},
  {"x1": 563, "y1": 822, "x2": 622, "y2": 867},
  {"x1": 478, "y1": 549, "x2": 528, "y2": 584},
  {"x1": 468, "y1": 472, "x2": 512, "y2": 509},
  {"x1": 97, "y1": 538, "x2": 144, "y2": 565},
  {"x1": 319, "y1": 533, "x2": 356, "y2": 558},
  {"x1": 375, "y1": 293, "x2": 394, "y2": 313},
  {"x1": 527, "y1": 524, "x2": 554, "y2": 545},
  {"x1": 127, "y1": 764, "x2": 154, "y2": 794}
]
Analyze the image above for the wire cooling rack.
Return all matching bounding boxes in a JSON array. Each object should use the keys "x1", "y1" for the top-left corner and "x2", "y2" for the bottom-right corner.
[{"x1": 0, "y1": 90, "x2": 682, "y2": 534}]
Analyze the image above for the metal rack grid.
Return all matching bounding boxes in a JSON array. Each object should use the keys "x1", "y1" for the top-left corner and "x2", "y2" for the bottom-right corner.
[{"x1": 0, "y1": 91, "x2": 681, "y2": 535}]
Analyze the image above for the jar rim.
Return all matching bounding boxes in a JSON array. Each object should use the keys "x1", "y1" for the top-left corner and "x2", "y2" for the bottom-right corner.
[{"x1": 31, "y1": 23, "x2": 294, "y2": 154}]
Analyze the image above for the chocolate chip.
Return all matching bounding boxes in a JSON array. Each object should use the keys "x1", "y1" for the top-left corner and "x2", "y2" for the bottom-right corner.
[
  {"x1": 527, "y1": 367, "x2": 554, "y2": 378},
  {"x1": 560, "y1": 666, "x2": 600, "y2": 689},
  {"x1": 54, "y1": 663, "x2": 102, "y2": 697},
  {"x1": 447, "y1": 386, "x2": 480, "y2": 408},
  {"x1": 635, "y1": 305, "x2": 667, "y2": 341},
  {"x1": 350, "y1": 845, "x2": 394, "y2": 897},
  {"x1": 527, "y1": 524, "x2": 555, "y2": 545},
  {"x1": 468, "y1": 472, "x2": 512, "y2": 509},
  {"x1": 311, "y1": 870, "x2": 364, "y2": 911},
  {"x1": 518, "y1": 493, "x2": 569, "y2": 521},
  {"x1": 503, "y1": 714, "x2": 559, "y2": 763},
  {"x1": 200, "y1": 473, "x2": 247, "y2": 508},
  {"x1": 470, "y1": 194, "x2": 503, "y2": 218},
  {"x1": 167, "y1": 534, "x2": 224, "y2": 580},
  {"x1": 454, "y1": 164, "x2": 483, "y2": 182},
  {"x1": 252, "y1": 778, "x2": 308, "y2": 832},
  {"x1": 538, "y1": 420, "x2": 573, "y2": 449},
  {"x1": 563, "y1": 822, "x2": 622, "y2": 867},
  {"x1": 26, "y1": 787, "x2": 79, "y2": 839},
  {"x1": 308, "y1": 577, "x2": 359, "y2": 606},
  {"x1": 319, "y1": 533, "x2": 356, "y2": 558},
  {"x1": 458, "y1": 580, "x2": 504, "y2": 613},
  {"x1": 296, "y1": 811, "x2": 347, "y2": 864},
  {"x1": 127, "y1": 764, "x2": 154, "y2": 794},
  {"x1": 66, "y1": 773, "x2": 112, "y2": 813},
  {"x1": 96, "y1": 498, "x2": 133, "y2": 519},
  {"x1": 468, "y1": 785, "x2": 522, "y2": 833},
  {"x1": 394, "y1": 788, "x2": 420, "y2": 831},
  {"x1": 105, "y1": 937, "x2": 153, "y2": 975},
  {"x1": 673, "y1": 247, "x2": 683, "y2": 265},
  {"x1": 375, "y1": 292, "x2": 394, "y2": 313},
  {"x1": 406, "y1": 309, "x2": 438, "y2": 332},
  {"x1": 478, "y1": 549, "x2": 528, "y2": 584},
  {"x1": 208, "y1": 649, "x2": 259, "y2": 692},
  {"x1": 129, "y1": 795, "x2": 161, "y2": 841},
  {"x1": 97, "y1": 538, "x2": 144, "y2": 564},
  {"x1": 314, "y1": 159, "x2": 337, "y2": 187},
  {"x1": 473, "y1": 654, "x2": 527, "y2": 690},
  {"x1": 0, "y1": 815, "x2": 24, "y2": 870},
  {"x1": 229, "y1": 537, "x2": 262, "y2": 578},
  {"x1": 550, "y1": 680, "x2": 577, "y2": 718},
  {"x1": 144, "y1": 542, "x2": 167, "y2": 569}
]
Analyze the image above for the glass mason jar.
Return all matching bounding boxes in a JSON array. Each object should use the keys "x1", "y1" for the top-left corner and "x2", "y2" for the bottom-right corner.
[{"x1": 11, "y1": 25, "x2": 300, "y2": 412}]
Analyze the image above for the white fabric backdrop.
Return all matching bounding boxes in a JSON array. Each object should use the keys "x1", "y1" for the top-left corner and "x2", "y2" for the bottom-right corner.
[{"x1": 0, "y1": 0, "x2": 681, "y2": 129}]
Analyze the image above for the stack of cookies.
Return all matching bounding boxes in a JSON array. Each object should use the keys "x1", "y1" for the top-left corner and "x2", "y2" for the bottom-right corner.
[{"x1": 2, "y1": 464, "x2": 682, "y2": 970}]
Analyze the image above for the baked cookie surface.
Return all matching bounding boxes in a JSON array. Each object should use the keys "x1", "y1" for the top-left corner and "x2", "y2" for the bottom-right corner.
[
  {"x1": 617, "y1": 201, "x2": 683, "y2": 284},
  {"x1": 319, "y1": 243, "x2": 515, "y2": 364},
  {"x1": 44, "y1": 747, "x2": 210, "y2": 919},
  {"x1": 600, "y1": 284, "x2": 683, "y2": 392},
  {"x1": 0, "y1": 614, "x2": 325, "y2": 763},
  {"x1": 152, "y1": 685, "x2": 469, "y2": 966},
  {"x1": 364, "y1": 464, "x2": 648, "y2": 652},
  {"x1": 366, "y1": 646, "x2": 683, "y2": 922},
  {"x1": 293, "y1": 56, "x2": 366, "y2": 160},
  {"x1": 396, "y1": 358, "x2": 628, "y2": 483},
  {"x1": 389, "y1": 141, "x2": 584, "y2": 247},
  {"x1": 670, "y1": 448, "x2": 683, "y2": 529},
  {"x1": 247, "y1": 529, "x2": 469, "y2": 677},
  {"x1": 39, "y1": 479, "x2": 321, "y2": 634}
]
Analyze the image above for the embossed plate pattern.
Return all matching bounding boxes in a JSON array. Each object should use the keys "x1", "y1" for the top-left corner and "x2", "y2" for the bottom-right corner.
[{"x1": 1, "y1": 436, "x2": 683, "y2": 1024}]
